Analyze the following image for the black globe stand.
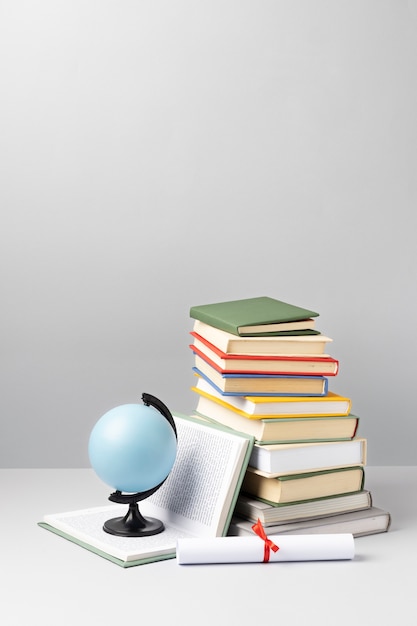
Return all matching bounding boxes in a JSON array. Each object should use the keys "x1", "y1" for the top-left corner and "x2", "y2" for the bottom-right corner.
[
  {"x1": 102, "y1": 393, "x2": 177, "y2": 538},
  {"x1": 103, "y1": 489, "x2": 165, "y2": 537}
]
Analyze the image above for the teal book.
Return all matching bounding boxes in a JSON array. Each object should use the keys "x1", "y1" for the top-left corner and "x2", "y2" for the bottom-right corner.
[{"x1": 190, "y1": 296, "x2": 320, "y2": 336}]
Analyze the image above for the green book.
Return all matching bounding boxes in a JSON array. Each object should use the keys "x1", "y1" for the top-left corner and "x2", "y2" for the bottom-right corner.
[
  {"x1": 190, "y1": 296, "x2": 320, "y2": 336},
  {"x1": 242, "y1": 466, "x2": 365, "y2": 505}
]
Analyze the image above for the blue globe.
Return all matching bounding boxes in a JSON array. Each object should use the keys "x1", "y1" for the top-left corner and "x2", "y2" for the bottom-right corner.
[{"x1": 88, "y1": 403, "x2": 177, "y2": 493}]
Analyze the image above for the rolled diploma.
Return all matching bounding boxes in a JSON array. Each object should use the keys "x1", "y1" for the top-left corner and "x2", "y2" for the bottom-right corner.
[{"x1": 176, "y1": 533, "x2": 355, "y2": 564}]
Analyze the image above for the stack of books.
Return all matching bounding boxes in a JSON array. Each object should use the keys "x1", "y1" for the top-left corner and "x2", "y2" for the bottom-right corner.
[{"x1": 188, "y1": 296, "x2": 391, "y2": 538}]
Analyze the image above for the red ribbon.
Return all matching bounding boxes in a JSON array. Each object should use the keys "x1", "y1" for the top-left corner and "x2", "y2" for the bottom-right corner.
[{"x1": 252, "y1": 518, "x2": 279, "y2": 562}]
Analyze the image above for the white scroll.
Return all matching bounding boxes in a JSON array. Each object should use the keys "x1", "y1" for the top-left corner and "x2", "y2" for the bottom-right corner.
[{"x1": 176, "y1": 533, "x2": 355, "y2": 564}]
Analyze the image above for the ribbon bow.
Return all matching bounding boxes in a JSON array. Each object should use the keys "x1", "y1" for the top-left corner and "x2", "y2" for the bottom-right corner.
[{"x1": 252, "y1": 518, "x2": 280, "y2": 563}]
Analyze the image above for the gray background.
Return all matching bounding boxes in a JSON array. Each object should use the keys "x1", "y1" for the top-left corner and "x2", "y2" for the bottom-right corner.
[{"x1": 1, "y1": 1, "x2": 416, "y2": 468}]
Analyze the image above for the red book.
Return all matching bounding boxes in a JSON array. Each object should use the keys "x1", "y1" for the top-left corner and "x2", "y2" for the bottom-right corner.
[{"x1": 190, "y1": 331, "x2": 339, "y2": 376}]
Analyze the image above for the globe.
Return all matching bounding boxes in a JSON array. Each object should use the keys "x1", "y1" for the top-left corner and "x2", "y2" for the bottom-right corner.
[
  {"x1": 88, "y1": 402, "x2": 178, "y2": 493},
  {"x1": 88, "y1": 394, "x2": 178, "y2": 537}
]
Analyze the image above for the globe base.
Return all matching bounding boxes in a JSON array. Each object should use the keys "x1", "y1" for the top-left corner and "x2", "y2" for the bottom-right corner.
[{"x1": 103, "y1": 501, "x2": 165, "y2": 537}]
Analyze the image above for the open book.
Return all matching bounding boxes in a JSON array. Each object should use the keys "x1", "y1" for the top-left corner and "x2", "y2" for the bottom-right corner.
[{"x1": 39, "y1": 413, "x2": 254, "y2": 567}]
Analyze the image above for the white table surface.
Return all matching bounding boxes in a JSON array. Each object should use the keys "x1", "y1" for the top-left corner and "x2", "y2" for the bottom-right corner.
[{"x1": 1, "y1": 467, "x2": 416, "y2": 626}]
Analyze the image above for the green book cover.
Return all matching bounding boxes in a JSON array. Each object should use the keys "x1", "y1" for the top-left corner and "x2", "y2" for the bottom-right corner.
[
  {"x1": 243, "y1": 466, "x2": 365, "y2": 506},
  {"x1": 251, "y1": 489, "x2": 367, "y2": 508},
  {"x1": 272, "y1": 466, "x2": 365, "y2": 483},
  {"x1": 190, "y1": 296, "x2": 319, "y2": 336}
]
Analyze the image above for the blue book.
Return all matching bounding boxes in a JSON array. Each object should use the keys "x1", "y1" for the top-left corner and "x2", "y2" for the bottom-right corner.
[{"x1": 192, "y1": 359, "x2": 329, "y2": 397}]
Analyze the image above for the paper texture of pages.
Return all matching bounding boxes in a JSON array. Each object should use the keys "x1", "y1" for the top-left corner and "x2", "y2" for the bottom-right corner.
[
  {"x1": 176, "y1": 533, "x2": 355, "y2": 564},
  {"x1": 141, "y1": 414, "x2": 251, "y2": 537},
  {"x1": 42, "y1": 505, "x2": 190, "y2": 562}
]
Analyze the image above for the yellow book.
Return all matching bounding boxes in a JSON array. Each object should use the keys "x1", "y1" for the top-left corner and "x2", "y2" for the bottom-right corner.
[
  {"x1": 192, "y1": 396, "x2": 358, "y2": 444},
  {"x1": 192, "y1": 375, "x2": 351, "y2": 419}
]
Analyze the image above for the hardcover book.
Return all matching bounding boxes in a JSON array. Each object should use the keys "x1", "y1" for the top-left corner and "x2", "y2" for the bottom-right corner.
[
  {"x1": 192, "y1": 398, "x2": 359, "y2": 444},
  {"x1": 190, "y1": 332, "x2": 339, "y2": 375},
  {"x1": 192, "y1": 320, "x2": 332, "y2": 355},
  {"x1": 190, "y1": 296, "x2": 319, "y2": 336},
  {"x1": 248, "y1": 438, "x2": 367, "y2": 477},
  {"x1": 228, "y1": 506, "x2": 391, "y2": 538},
  {"x1": 192, "y1": 375, "x2": 352, "y2": 418},
  {"x1": 233, "y1": 490, "x2": 373, "y2": 525},
  {"x1": 192, "y1": 357, "x2": 329, "y2": 396},
  {"x1": 241, "y1": 466, "x2": 365, "y2": 505},
  {"x1": 39, "y1": 413, "x2": 254, "y2": 567}
]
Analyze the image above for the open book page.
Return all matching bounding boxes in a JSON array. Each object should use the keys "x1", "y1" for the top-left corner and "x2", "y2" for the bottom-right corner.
[
  {"x1": 40, "y1": 413, "x2": 253, "y2": 564},
  {"x1": 142, "y1": 413, "x2": 253, "y2": 537},
  {"x1": 42, "y1": 505, "x2": 192, "y2": 563}
]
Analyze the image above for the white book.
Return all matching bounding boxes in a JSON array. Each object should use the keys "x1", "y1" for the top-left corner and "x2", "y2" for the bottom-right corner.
[{"x1": 249, "y1": 438, "x2": 367, "y2": 477}]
